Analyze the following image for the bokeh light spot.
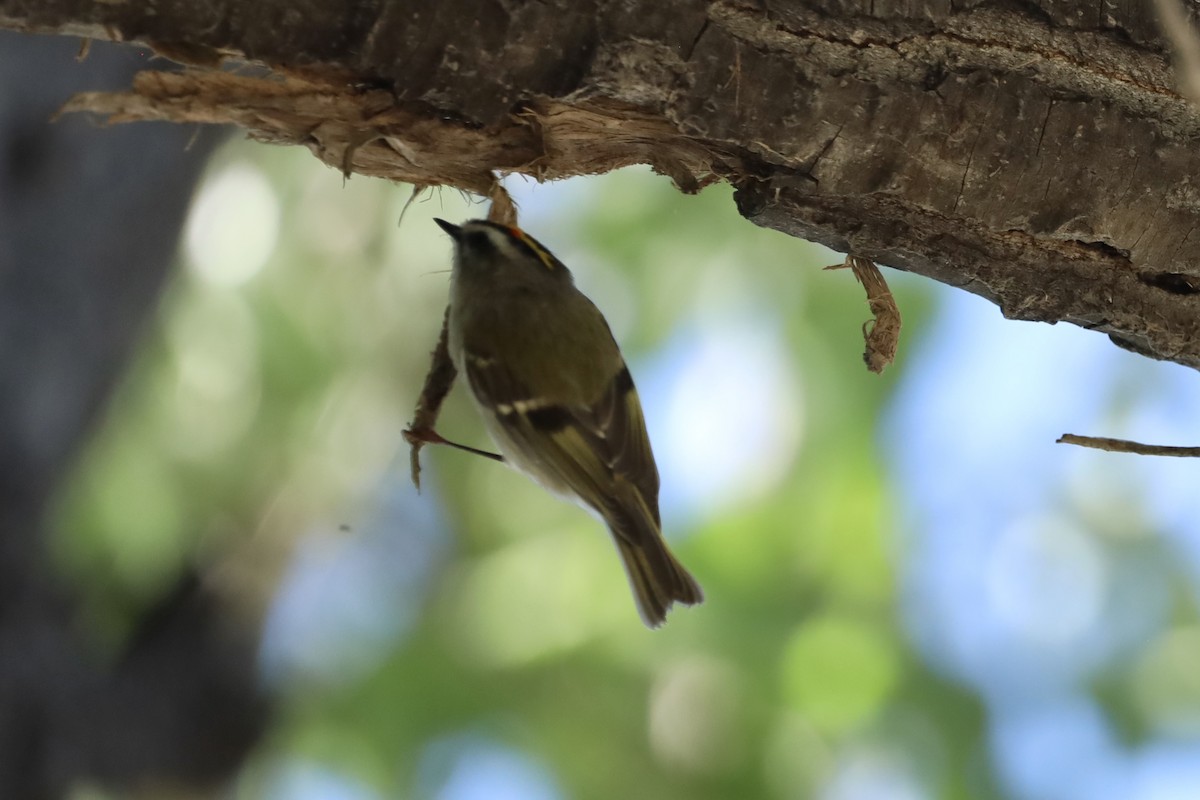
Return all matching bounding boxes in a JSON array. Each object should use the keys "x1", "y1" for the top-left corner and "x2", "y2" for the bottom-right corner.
[
  {"x1": 648, "y1": 657, "x2": 742, "y2": 774},
  {"x1": 163, "y1": 289, "x2": 260, "y2": 460},
  {"x1": 1131, "y1": 626, "x2": 1200, "y2": 737},
  {"x1": 451, "y1": 530, "x2": 624, "y2": 665},
  {"x1": 763, "y1": 714, "x2": 834, "y2": 799},
  {"x1": 185, "y1": 161, "x2": 280, "y2": 286},
  {"x1": 262, "y1": 761, "x2": 382, "y2": 800},
  {"x1": 782, "y1": 615, "x2": 900, "y2": 735},
  {"x1": 93, "y1": 439, "x2": 184, "y2": 595},
  {"x1": 647, "y1": 321, "x2": 803, "y2": 522},
  {"x1": 417, "y1": 738, "x2": 561, "y2": 800},
  {"x1": 821, "y1": 748, "x2": 929, "y2": 800},
  {"x1": 985, "y1": 514, "x2": 1107, "y2": 648}
]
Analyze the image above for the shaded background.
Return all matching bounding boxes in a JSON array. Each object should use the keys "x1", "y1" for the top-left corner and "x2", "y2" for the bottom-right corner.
[{"x1": 8, "y1": 31, "x2": 1200, "y2": 800}]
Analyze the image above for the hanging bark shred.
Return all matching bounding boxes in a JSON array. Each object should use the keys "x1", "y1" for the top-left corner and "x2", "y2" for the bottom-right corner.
[
  {"x1": 487, "y1": 180, "x2": 519, "y2": 226},
  {"x1": 825, "y1": 255, "x2": 902, "y2": 374}
]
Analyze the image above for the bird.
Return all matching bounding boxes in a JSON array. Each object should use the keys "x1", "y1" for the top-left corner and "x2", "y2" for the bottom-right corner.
[{"x1": 433, "y1": 217, "x2": 703, "y2": 627}]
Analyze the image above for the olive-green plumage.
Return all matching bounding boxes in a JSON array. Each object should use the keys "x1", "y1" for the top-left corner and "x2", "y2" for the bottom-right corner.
[{"x1": 436, "y1": 217, "x2": 702, "y2": 627}]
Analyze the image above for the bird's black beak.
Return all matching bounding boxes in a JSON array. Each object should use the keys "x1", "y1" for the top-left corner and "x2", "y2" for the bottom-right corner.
[{"x1": 433, "y1": 218, "x2": 462, "y2": 240}]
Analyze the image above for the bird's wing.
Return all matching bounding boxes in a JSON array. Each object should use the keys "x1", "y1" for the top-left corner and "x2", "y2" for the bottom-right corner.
[
  {"x1": 462, "y1": 351, "x2": 661, "y2": 538},
  {"x1": 587, "y1": 364, "x2": 661, "y2": 525}
]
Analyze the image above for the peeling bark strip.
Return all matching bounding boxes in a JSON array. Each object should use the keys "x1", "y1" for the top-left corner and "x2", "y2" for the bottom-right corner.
[
  {"x1": 826, "y1": 255, "x2": 901, "y2": 373},
  {"x1": 6, "y1": 0, "x2": 1200, "y2": 368},
  {"x1": 57, "y1": 72, "x2": 732, "y2": 194}
]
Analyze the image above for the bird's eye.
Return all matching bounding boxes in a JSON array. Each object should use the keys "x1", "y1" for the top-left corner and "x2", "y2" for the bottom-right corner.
[{"x1": 463, "y1": 230, "x2": 493, "y2": 252}]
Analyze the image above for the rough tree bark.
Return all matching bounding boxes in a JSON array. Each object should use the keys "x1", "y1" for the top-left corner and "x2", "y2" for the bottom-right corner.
[
  {"x1": 0, "y1": 0, "x2": 1198, "y2": 795},
  {"x1": 5, "y1": 0, "x2": 1199, "y2": 368}
]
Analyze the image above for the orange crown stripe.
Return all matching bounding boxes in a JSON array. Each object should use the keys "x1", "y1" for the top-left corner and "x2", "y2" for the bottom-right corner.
[{"x1": 509, "y1": 226, "x2": 557, "y2": 270}]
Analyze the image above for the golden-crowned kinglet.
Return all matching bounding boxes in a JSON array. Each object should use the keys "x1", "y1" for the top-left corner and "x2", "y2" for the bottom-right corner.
[{"x1": 434, "y1": 218, "x2": 703, "y2": 627}]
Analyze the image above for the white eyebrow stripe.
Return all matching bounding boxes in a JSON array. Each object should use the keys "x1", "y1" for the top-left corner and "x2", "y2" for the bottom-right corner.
[
  {"x1": 472, "y1": 224, "x2": 524, "y2": 261},
  {"x1": 464, "y1": 222, "x2": 557, "y2": 271}
]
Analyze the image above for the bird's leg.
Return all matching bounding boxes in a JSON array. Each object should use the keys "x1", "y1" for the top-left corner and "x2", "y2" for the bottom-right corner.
[
  {"x1": 405, "y1": 308, "x2": 506, "y2": 491},
  {"x1": 403, "y1": 426, "x2": 505, "y2": 463}
]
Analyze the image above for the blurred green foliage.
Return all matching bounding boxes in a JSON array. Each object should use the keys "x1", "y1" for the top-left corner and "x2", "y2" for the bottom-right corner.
[{"x1": 50, "y1": 139, "x2": 1000, "y2": 800}]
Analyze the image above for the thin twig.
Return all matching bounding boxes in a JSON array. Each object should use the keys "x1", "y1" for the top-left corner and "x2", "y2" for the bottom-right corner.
[{"x1": 1057, "y1": 433, "x2": 1200, "y2": 457}]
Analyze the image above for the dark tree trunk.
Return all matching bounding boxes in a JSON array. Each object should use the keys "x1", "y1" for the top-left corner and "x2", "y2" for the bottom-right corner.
[{"x1": 0, "y1": 32, "x2": 264, "y2": 799}]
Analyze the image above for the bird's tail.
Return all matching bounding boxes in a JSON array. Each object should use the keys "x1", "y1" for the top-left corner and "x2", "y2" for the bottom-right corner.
[{"x1": 606, "y1": 490, "x2": 703, "y2": 628}]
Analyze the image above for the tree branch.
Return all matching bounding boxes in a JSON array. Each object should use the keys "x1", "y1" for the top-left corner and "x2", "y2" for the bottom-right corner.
[{"x1": 5, "y1": 1, "x2": 1199, "y2": 367}]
